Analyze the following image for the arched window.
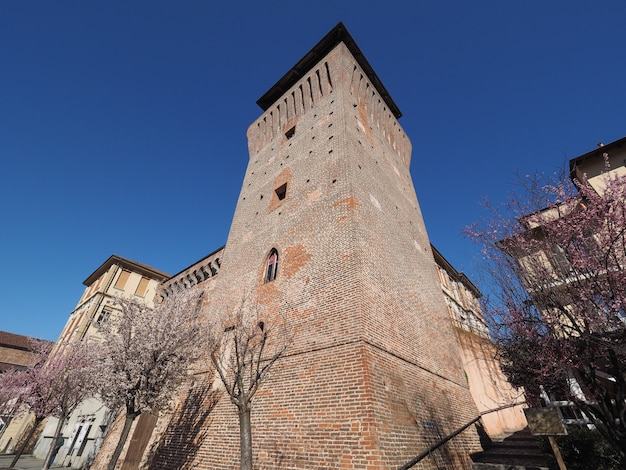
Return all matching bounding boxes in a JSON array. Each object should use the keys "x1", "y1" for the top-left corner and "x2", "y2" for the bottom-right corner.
[{"x1": 265, "y1": 249, "x2": 279, "y2": 282}]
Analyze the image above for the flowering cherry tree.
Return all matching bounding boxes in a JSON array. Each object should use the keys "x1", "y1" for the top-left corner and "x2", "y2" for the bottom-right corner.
[
  {"x1": 467, "y1": 162, "x2": 626, "y2": 458},
  {"x1": 93, "y1": 286, "x2": 204, "y2": 470},
  {"x1": 0, "y1": 366, "x2": 43, "y2": 469},
  {"x1": 40, "y1": 340, "x2": 97, "y2": 469},
  {"x1": 0, "y1": 339, "x2": 95, "y2": 469}
]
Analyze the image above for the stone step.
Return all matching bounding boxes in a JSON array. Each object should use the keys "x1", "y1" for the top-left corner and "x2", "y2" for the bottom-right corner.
[
  {"x1": 471, "y1": 428, "x2": 549, "y2": 470},
  {"x1": 482, "y1": 441, "x2": 542, "y2": 450},
  {"x1": 472, "y1": 450, "x2": 548, "y2": 464},
  {"x1": 472, "y1": 463, "x2": 549, "y2": 470}
]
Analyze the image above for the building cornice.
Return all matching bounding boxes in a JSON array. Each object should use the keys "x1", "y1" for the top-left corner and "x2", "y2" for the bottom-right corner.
[
  {"x1": 569, "y1": 135, "x2": 626, "y2": 180},
  {"x1": 83, "y1": 255, "x2": 170, "y2": 286},
  {"x1": 431, "y1": 244, "x2": 482, "y2": 298}
]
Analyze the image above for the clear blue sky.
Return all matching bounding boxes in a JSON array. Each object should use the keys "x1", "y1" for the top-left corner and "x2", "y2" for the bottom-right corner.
[{"x1": 2, "y1": 1, "x2": 625, "y2": 341}]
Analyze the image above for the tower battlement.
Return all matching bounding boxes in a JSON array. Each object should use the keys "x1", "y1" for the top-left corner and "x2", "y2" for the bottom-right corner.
[{"x1": 248, "y1": 23, "x2": 411, "y2": 166}]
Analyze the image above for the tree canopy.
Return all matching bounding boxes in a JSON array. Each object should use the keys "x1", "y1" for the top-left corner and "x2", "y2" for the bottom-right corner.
[
  {"x1": 93, "y1": 286, "x2": 204, "y2": 470},
  {"x1": 468, "y1": 161, "x2": 626, "y2": 459}
]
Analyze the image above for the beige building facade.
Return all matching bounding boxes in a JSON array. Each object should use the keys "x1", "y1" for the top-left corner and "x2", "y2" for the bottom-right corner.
[
  {"x1": 30, "y1": 256, "x2": 169, "y2": 469},
  {"x1": 432, "y1": 247, "x2": 527, "y2": 438}
]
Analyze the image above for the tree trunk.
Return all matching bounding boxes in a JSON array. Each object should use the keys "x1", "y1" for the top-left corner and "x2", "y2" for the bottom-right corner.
[
  {"x1": 9, "y1": 416, "x2": 44, "y2": 468},
  {"x1": 42, "y1": 414, "x2": 65, "y2": 470},
  {"x1": 107, "y1": 413, "x2": 137, "y2": 470},
  {"x1": 238, "y1": 406, "x2": 253, "y2": 470}
]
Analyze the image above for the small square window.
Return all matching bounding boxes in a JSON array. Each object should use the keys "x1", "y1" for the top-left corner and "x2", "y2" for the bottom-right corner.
[
  {"x1": 275, "y1": 183, "x2": 287, "y2": 201},
  {"x1": 96, "y1": 309, "x2": 112, "y2": 325},
  {"x1": 285, "y1": 126, "x2": 296, "y2": 140}
]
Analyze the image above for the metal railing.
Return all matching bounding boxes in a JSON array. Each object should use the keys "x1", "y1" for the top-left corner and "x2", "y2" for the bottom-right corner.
[{"x1": 398, "y1": 402, "x2": 526, "y2": 470}]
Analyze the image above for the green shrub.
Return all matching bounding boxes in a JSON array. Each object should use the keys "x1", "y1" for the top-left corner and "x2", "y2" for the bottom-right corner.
[{"x1": 539, "y1": 427, "x2": 623, "y2": 470}]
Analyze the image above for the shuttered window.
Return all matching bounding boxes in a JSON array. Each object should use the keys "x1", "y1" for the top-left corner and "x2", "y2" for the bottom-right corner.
[
  {"x1": 135, "y1": 277, "x2": 150, "y2": 297},
  {"x1": 114, "y1": 269, "x2": 131, "y2": 289}
]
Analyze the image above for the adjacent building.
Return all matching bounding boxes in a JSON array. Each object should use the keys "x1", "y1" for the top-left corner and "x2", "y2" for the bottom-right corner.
[
  {"x1": 433, "y1": 247, "x2": 527, "y2": 438},
  {"x1": 30, "y1": 256, "x2": 169, "y2": 469},
  {"x1": 0, "y1": 332, "x2": 51, "y2": 454},
  {"x1": 0, "y1": 331, "x2": 38, "y2": 373},
  {"x1": 503, "y1": 136, "x2": 626, "y2": 444},
  {"x1": 570, "y1": 137, "x2": 626, "y2": 191}
]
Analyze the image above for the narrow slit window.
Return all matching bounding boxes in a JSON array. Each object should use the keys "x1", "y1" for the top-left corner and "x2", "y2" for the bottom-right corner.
[
  {"x1": 275, "y1": 183, "x2": 287, "y2": 201},
  {"x1": 265, "y1": 249, "x2": 279, "y2": 282}
]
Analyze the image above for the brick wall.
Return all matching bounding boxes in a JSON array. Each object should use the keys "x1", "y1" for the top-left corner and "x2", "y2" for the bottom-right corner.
[
  {"x1": 0, "y1": 331, "x2": 37, "y2": 370},
  {"x1": 142, "y1": 341, "x2": 480, "y2": 469},
  {"x1": 0, "y1": 345, "x2": 32, "y2": 370}
]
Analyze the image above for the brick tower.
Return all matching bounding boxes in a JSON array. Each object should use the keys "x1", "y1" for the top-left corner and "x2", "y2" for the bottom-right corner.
[{"x1": 194, "y1": 23, "x2": 481, "y2": 469}]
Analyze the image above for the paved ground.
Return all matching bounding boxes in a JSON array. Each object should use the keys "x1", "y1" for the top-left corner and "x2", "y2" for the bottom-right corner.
[{"x1": 0, "y1": 454, "x2": 70, "y2": 469}]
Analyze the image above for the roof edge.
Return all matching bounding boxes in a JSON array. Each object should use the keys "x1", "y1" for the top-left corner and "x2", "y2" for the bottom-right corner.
[
  {"x1": 569, "y1": 135, "x2": 626, "y2": 180},
  {"x1": 431, "y1": 244, "x2": 482, "y2": 298},
  {"x1": 256, "y1": 22, "x2": 402, "y2": 119},
  {"x1": 83, "y1": 255, "x2": 170, "y2": 286}
]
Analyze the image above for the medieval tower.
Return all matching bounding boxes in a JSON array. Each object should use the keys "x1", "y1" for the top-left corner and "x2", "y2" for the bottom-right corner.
[{"x1": 168, "y1": 23, "x2": 484, "y2": 469}]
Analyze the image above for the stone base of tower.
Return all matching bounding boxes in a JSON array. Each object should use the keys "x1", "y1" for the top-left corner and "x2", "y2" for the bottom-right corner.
[{"x1": 148, "y1": 341, "x2": 481, "y2": 470}]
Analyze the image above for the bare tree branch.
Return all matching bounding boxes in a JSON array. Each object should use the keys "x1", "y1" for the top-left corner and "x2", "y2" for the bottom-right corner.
[{"x1": 205, "y1": 297, "x2": 292, "y2": 470}]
